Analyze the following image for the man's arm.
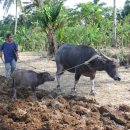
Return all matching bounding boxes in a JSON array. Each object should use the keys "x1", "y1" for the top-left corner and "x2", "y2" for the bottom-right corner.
[
  {"x1": 0, "y1": 52, "x2": 2, "y2": 58},
  {"x1": 15, "y1": 43, "x2": 19, "y2": 59},
  {"x1": 15, "y1": 51, "x2": 19, "y2": 59}
]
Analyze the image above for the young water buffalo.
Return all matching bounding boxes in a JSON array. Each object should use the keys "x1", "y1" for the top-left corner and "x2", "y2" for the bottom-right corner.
[
  {"x1": 55, "y1": 43, "x2": 121, "y2": 96},
  {"x1": 11, "y1": 69, "x2": 55, "y2": 99}
]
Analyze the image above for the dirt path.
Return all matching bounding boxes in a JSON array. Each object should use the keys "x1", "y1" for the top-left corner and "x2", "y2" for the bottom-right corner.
[{"x1": 0, "y1": 52, "x2": 130, "y2": 106}]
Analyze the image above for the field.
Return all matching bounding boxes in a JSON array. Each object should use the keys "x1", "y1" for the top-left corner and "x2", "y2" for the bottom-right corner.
[{"x1": 0, "y1": 52, "x2": 130, "y2": 130}]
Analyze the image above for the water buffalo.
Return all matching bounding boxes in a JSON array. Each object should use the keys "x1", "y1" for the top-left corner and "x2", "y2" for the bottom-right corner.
[
  {"x1": 11, "y1": 69, "x2": 55, "y2": 99},
  {"x1": 55, "y1": 43, "x2": 121, "y2": 96}
]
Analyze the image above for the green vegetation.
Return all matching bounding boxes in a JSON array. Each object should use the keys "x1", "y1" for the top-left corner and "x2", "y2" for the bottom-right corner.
[{"x1": 0, "y1": 0, "x2": 130, "y2": 57}]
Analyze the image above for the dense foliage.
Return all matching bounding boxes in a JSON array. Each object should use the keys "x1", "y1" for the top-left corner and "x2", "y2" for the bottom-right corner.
[{"x1": 0, "y1": 0, "x2": 130, "y2": 52}]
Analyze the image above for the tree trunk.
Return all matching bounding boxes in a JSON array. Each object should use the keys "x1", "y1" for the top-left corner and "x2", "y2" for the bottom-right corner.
[
  {"x1": 46, "y1": 28, "x2": 57, "y2": 57},
  {"x1": 112, "y1": 0, "x2": 117, "y2": 47},
  {"x1": 120, "y1": 23, "x2": 124, "y2": 46},
  {"x1": 14, "y1": 0, "x2": 18, "y2": 35}
]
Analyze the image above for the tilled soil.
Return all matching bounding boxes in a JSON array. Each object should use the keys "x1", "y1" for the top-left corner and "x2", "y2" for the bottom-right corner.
[{"x1": 0, "y1": 76, "x2": 130, "y2": 130}]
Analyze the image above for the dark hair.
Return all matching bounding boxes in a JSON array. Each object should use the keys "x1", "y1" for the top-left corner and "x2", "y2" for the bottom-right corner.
[{"x1": 6, "y1": 34, "x2": 12, "y2": 38}]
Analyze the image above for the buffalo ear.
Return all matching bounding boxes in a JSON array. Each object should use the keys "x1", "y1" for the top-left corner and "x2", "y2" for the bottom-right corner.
[
  {"x1": 38, "y1": 72, "x2": 43, "y2": 75},
  {"x1": 38, "y1": 73, "x2": 44, "y2": 78}
]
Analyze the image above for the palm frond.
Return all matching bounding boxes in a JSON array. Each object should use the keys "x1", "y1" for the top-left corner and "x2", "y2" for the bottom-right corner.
[
  {"x1": 51, "y1": 1, "x2": 63, "y2": 22},
  {"x1": 3, "y1": 0, "x2": 14, "y2": 13},
  {"x1": 23, "y1": 4, "x2": 36, "y2": 13}
]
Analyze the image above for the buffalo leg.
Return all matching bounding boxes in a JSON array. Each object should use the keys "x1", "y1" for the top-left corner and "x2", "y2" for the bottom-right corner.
[
  {"x1": 125, "y1": 58, "x2": 130, "y2": 69},
  {"x1": 12, "y1": 79, "x2": 17, "y2": 100},
  {"x1": 71, "y1": 73, "x2": 81, "y2": 96},
  {"x1": 31, "y1": 86, "x2": 37, "y2": 98},
  {"x1": 89, "y1": 78, "x2": 96, "y2": 96},
  {"x1": 56, "y1": 64, "x2": 64, "y2": 95}
]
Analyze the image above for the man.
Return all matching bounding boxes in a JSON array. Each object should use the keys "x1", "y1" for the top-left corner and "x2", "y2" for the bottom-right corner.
[{"x1": 0, "y1": 34, "x2": 18, "y2": 78}]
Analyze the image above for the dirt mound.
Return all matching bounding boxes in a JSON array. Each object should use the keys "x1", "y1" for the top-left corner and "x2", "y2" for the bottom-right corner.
[{"x1": 0, "y1": 76, "x2": 130, "y2": 130}]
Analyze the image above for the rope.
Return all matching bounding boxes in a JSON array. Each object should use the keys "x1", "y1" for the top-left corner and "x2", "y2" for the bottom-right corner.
[
  {"x1": 17, "y1": 54, "x2": 101, "y2": 75},
  {"x1": 57, "y1": 55, "x2": 101, "y2": 75},
  {"x1": 57, "y1": 62, "x2": 87, "y2": 75},
  {"x1": 17, "y1": 58, "x2": 87, "y2": 75},
  {"x1": 0, "y1": 54, "x2": 100, "y2": 75}
]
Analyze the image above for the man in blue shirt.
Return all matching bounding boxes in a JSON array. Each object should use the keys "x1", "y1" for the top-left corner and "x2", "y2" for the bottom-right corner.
[{"x1": 0, "y1": 34, "x2": 19, "y2": 78}]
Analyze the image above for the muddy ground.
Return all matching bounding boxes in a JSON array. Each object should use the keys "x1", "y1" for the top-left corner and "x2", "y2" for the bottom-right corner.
[{"x1": 1, "y1": 52, "x2": 130, "y2": 130}]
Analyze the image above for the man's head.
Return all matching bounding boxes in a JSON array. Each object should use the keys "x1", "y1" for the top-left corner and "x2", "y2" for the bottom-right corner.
[{"x1": 6, "y1": 34, "x2": 13, "y2": 43}]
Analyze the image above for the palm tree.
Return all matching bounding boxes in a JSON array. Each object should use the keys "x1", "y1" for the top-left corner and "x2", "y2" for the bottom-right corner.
[
  {"x1": 113, "y1": 0, "x2": 116, "y2": 46},
  {"x1": 0, "y1": 0, "x2": 22, "y2": 35},
  {"x1": 24, "y1": 0, "x2": 63, "y2": 56},
  {"x1": 14, "y1": 0, "x2": 18, "y2": 35}
]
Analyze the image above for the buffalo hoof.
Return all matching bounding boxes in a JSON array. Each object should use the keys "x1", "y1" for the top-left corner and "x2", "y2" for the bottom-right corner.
[
  {"x1": 125, "y1": 65, "x2": 130, "y2": 69},
  {"x1": 12, "y1": 96, "x2": 17, "y2": 101},
  {"x1": 56, "y1": 87, "x2": 62, "y2": 96},
  {"x1": 70, "y1": 88, "x2": 77, "y2": 96},
  {"x1": 32, "y1": 92, "x2": 37, "y2": 100},
  {"x1": 32, "y1": 95, "x2": 38, "y2": 100},
  {"x1": 89, "y1": 90, "x2": 97, "y2": 96}
]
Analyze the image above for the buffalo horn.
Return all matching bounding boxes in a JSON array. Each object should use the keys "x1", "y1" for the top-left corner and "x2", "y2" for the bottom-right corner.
[
  {"x1": 99, "y1": 50, "x2": 112, "y2": 61},
  {"x1": 84, "y1": 55, "x2": 101, "y2": 65}
]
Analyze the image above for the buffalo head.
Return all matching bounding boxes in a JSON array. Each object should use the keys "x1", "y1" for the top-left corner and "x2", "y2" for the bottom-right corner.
[{"x1": 100, "y1": 52, "x2": 121, "y2": 81}]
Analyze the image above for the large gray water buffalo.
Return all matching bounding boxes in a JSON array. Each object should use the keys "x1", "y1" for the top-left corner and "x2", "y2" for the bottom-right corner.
[
  {"x1": 11, "y1": 69, "x2": 55, "y2": 99},
  {"x1": 55, "y1": 43, "x2": 121, "y2": 96}
]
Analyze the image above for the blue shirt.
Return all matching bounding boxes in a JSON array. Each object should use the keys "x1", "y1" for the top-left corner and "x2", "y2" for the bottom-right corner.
[{"x1": 0, "y1": 42, "x2": 18, "y2": 63}]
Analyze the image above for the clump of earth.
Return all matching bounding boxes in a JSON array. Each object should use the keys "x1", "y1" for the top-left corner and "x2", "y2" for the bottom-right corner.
[{"x1": 0, "y1": 75, "x2": 130, "y2": 130}]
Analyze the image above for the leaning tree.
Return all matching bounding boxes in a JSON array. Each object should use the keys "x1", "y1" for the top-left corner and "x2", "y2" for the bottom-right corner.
[{"x1": 28, "y1": 0, "x2": 63, "y2": 56}]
